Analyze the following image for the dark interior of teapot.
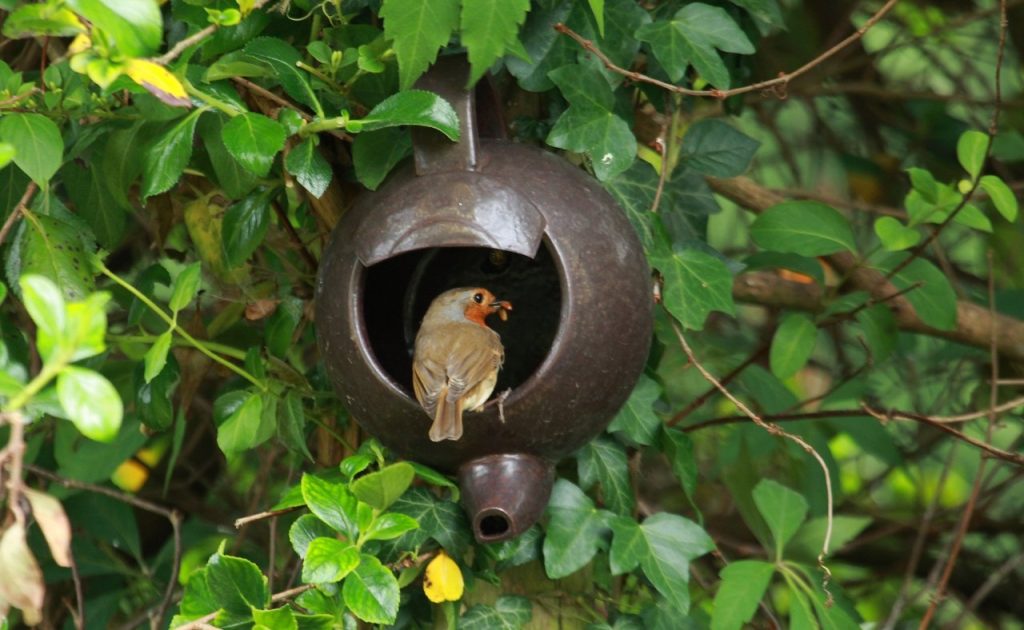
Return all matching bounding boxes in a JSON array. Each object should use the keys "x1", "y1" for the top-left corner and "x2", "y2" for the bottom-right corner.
[{"x1": 361, "y1": 242, "x2": 562, "y2": 396}]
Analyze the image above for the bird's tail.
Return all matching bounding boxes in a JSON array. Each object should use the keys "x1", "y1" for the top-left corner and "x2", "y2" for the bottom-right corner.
[{"x1": 429, "y1": 391, "x2": 464, "y2": 442}]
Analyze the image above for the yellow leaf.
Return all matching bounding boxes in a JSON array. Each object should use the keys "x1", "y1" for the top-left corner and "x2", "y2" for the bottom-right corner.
[
  {"x1": 111, "y1": 459, "x2": 150, "y2": 493},
  {"x1": 68, "y1": 33, "x2": 91, "y2": 55},
  {"x1": 423, "y1": 551, "x2": 464, "y2": 603},
  {"x1": 124, "y1": 59, "x2": 191, "y2": 108}
]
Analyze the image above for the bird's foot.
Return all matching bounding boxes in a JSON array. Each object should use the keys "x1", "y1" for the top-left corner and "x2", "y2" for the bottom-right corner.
[{"x1": 485, "y1": 388, "x2": 512, "y2": 423}]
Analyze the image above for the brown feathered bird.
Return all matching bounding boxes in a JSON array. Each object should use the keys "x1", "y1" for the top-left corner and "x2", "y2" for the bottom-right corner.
[{"x1": 412, "y1": 287, "x2": 512, "y2": 442}]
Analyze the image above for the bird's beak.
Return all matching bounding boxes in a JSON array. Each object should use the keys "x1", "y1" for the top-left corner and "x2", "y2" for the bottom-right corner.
[{"x1": 491, "y1": 300, "x2": 512, "y2": 321}]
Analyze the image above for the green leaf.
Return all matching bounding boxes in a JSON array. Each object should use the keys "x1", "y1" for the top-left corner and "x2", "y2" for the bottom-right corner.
[
  {"x1": 63, "y1": 161, "x2": 127, "y2": 249},
  {"x1": 602, "y1": 161, "x2": 672, "y2": 255},
  {"x1": 853, "y1": 304, "x2": 897, "y2": 362},
  {"x1": 680, "y1": 119, "x2": 759, "y2": 177},
  {"x1": 503, "y1": 1, "x2": 574, "y2": 92},
  {"x1": 0, "y1": 142, "x2": 14, "y2": 169},
  {"x1": 660, "y1": 427, "x2": 697, "y2": 501},
  {"x1": 956, "y1": 129, "x2": 988, "y2": 179},
  {"x1": 200, "y1": 114, "x2": 260, "y2": 200},
  {"x1": 216, "y1": 391, "x2": 269, "y2": 454},
  {"x1": 877, "y1": 253, "x2": 957, "y2": 331},
  {"x1": 577, "y1": 436, "x2": 634, "y2": 515},
  {"x1": 342, "y1": 555, "x2": 400, "y2": 625},
  {"x1": 244, "y1": 38, "x2": 321, "y2": 113},
  {"x1": 362, "y1": 512, "x2": 419, "y2": 542},
  {"x1": 251, "y1": 606, "x2": 297, "y2": 630},
  {"x1": 8, "y1": 212, "x2": 94, "y2": 303},
  {"x1": 350, "y1": 90, "x2": 460, "y2": 140},
  {"x1": 57, "y1": 366, "x2": 123, "y2": 442},
  {"x1": 752, "y1": 479, "x2": 808, "y2": 558},
  {"x1": 769, "y1": 313, "x2": 817, "y2": 380},
  {"x1": 67, "y1": 0, "x2": 162, "y2": 57},
  {"x1": 742, "y1": 252, "x2": 825, "y2": 286},
  {"x1": 787, "y1": 515, "x2": 871, "y2": 563},
  {"x1": 143, "y1": 330, "x2": 172, "y2": 383},
  {"x1": 221, "y1": 113, "x2": 287, "y2": 177},
  {"x1": 350, "y1": 462, "x2": 415, "y2": 510},
  {"x1": 285, "y1": 137, "x2": 332, "y2": 199},
  {"x1": 728, "y1": 0, "x2": 784, "y2": 29},
  {"x1": 19, "y1": 274, "x2": 65, "y2": 351},
  {"x1": 461, "y1": 0, "x2": 530, "y2": 86},
  {"x1": 710, "y1": 560, "x2": 775, "y2": 630},
  {"x1": 609, "y1": 513, "x2": 714, "y2": 613},
  {"x1": 279, "y1": 391, "x2": 314, "y2": 462},
  {"x1": 352, "y1": 128, "x2": 411, "y2": 190},
  {"x1": 751, "y1": 201, "x2": 856, "y2": 256},
  {"x1": 222, "y1": 190, "x2": 271, "y2": 268},
  {"x1": 302, "y1": 538, "x2": 360, "y2": 583},
  {"x1": 140, "y1": 109, "x2": 204, "y2": 199},
  {"x1": 651, "y1": 246, "x2": 735, "y2": 330},
  {"x1": 206, "y1": 549, "x2": 270, "y2": 615},
  {"x1": 380, "y1": 0, "x2": 460, "y2": 90},
  {"x1": 546, "y1": 64, "x2": 636, "y2": 181},
  {"x1": 2, "y1": 3, "x2": 85, "y2": 38},
  {"x1": 543, "y1": 479, "x2": 609, "y2": 579},
  {"x1": 635, "y1": 3, "x2": 754, "y2": 88},
  {"x1": 390, "y1": 487, "x2": 472, "y2": 555},
  {"x1": 168, "y1": 261, "x2": 203, "y2": 313},
  {"x1": 460, "y1": 595, "x2": 533, "y2": 630},
  {"x1": 0, "y1": 113, "x2": 63, "y2": 185},
  {"x1": 873, "y1": 216, "x2": 921, "y2": 251},
  {"x1": 980, "y1": 174, "x2": 1018, "y2": 221},
  {"x1": 587, "y1": 0, "x2": 605, "y2": 36},
  {"x1": 289, "y1": 514, "x2": 336, "y2": 559},
  {"x1": 300, "y1": 473, "x2": 360, "y2": 539},
  {"x1": 608, "y1": 374, "x2": 663, "y2": 446}
]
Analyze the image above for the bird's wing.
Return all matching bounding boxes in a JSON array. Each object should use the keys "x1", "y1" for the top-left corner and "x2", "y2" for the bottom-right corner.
[
  {"x1": 412, "y1": 353, "x2": 446, "y2": 415},
  {"x1": 443, "y1": 326, "x2": 503, "y2": 403}
]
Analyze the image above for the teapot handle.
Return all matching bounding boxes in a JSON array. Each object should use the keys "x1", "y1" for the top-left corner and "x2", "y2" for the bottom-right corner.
[{"x1": 411, "y1": 55, "x2": 480, "y2": 175}]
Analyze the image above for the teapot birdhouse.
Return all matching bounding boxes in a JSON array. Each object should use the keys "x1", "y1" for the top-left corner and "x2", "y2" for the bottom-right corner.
[{"x1": 316, "y1": 56, "x2": 652, "y2": 542}]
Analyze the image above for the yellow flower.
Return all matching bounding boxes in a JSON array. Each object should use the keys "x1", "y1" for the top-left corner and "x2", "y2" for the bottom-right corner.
[{"x1": 423, "y1": 550, "x2": 463, "y2": 603}]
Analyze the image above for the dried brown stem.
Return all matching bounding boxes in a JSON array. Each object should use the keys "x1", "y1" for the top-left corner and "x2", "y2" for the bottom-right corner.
[
  {"x1": 0, "y1": 181, "x2": 38, "y2": 247},
  {"x1": 234, "y1": 504, "x2": 304, "y2": 528}
]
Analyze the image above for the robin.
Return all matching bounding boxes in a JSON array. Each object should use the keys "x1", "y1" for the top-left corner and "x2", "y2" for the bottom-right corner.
[{"x1": 412, "y1": 287, "x2": 513, "y2": 442}]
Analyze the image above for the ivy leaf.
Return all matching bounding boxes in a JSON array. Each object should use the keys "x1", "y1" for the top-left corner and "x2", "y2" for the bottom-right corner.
[
  {"x1": 503, "y1": 0, "x2": 574, "y2": 92},
  {"x1": 608, "y1": 374, "x2": 663, "y2": 446},
  {"x1": 651, "y1": 246, "x2": 735, "y2": 330},
  {"x1": 956, "y1": 129, "x2": 988, "y2": 179},
  {"x1": 244, "y1": 38, "x2": 321, "y2": 112},
  {"x1": 221, "y1": 113, "x2": 287, "y2": 177},
  {"x1": 728, "y1": 0, "x2": 784, "y2": 29},
  {"x1": 349, "y1": 90, "x2": 460, "y2": 140},
  {"x1": 57, "y1": 366, "x2": 123, "y2": 442},
  {"x1": 302, "y1": 538, "x2": 360, "y2": 583},
  {"x1": 710, "y1": 560, "x2": 775, "y2": 630},
  {"x1": 750, "y1": 201, "x2": 856, "y2": 255},
  {"x1": 542, "y1": 479, "x2": 610, "y2": 579},
  {"x1": 680, "y1": 119, "x2": 759, "y2": 177},
  {"x1": 660, "y1": 427, "x2": 697, "y2": 501},
  {"x1": 288, "y1": 514, "x2": 336, "y2": 559},
  {"x1": 285, "y1": 137, "x2": 332, "y2": 199},
  {"x1": 352, "y1": 128, "x2": 411, "y2": 190},
  {"x1": 546, "y1": 65, "x2": 636, "y2": 180},
  {"x1": 300, "y1": 473, "x2": 360, "y2": 539},
  {"x1": 143, "y1": 330, "x2": 172, "y2": 383},
  {"x1": 351, "y1": 462, "x2": 415, "y2": 511},
  {"x1": 635, "y1": 3, "x2": 754, "y2": 88},
  {"x1": 0, "y1": 113, "x2": 63, "y2": 185},
  {"x1": 390, "y1": 487, "x2": 472, "y2": 555},
  {"x1": 380, "y1": 0, "x2": 460, "y2": 90},
  {"x1": 342, "y1": 555, "x2": 400, "y2": 625},
  {"x1": 769, "y1": 313, "x2": 817, "y2": 380},
  {"x1": 603, "y1": 161, "x2": 672, "y2": 255},
  {"x1": 461, "y1": 0, "x2": 530, "y2": 86},
  {"x1": 609, "y1": 513, "x2": 714, "y2": 613},
  {"x1": 752, "y1": 479, "x2": 808, "y2": 558},
  {"x1": 876, "y1": 253, "x2": 957, "y2": 331},
  {"x1": 460, "y1": 595, "x2": 533, "y2": 630},
  {"x1": 577, "y1": 436, "x2": 634, "y2": 515},
  {"x1": 873, "y1": 216, "x2": 921, "y2": 251},
  {"x1": 140, "y1": 109, "x2": 204, "y2": 200},
  {"x1": 979, "y1": 174, "x2": 1018, "y2": 221},
  {"x1": 222, "y1": 189, "x2": 272, "y2": 268},
  {"x1": 206, "y1": 549, "x2": 270, "y2": 615}
]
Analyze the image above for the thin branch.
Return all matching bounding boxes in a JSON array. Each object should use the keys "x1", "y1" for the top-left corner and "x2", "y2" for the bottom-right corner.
[
  {"x1": 554, "y1": 0, "x2": 899, "y2": 99},
  {"x1": 952, "y1": 551, "x2": 1024, "y2": 626},
  {"x1": 0, "y1": 181, "x2": 38, "y2": 247},
  {"x1": 156, "y1": 0, "x2": 274, "y2": 65},
  {"x1": 234, "y1": 504, "x2": 304, "y2": 528},
  {"x1": 666, "y1": 345, "x2": 768, "y2": 426},
  {"x1": 176, "y1": 583, "x2": 315, "y2": 629}
]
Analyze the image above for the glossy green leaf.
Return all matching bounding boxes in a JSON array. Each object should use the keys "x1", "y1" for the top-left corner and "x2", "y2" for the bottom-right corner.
[
  {"x1": 199, "y1": 114, "x2": 260, "y2": 200},
  {"x1": 752, "y1": 479, "x2": 807, "y2": 558},
  {"x1": 63, "y1": 161, "x2": 127, "y2": 249},
  {"x1": 302, "y1": 538, "x2": 360, "y2": 583},
  {"x1": 751, "y1": 201, "x2": 856, "y2": 255},
  {"x1": 342, "y1": 555, "x2": 400, "y2": 625},
  {"x1": 351, "y1": 462, "x2": 415, "y2": 511},
  {"x1": 461, "y1": 0, "x2": 530, "y2": 86},
  {"x1": 635, "y1": 3, "x2": 754, "y2": 88},
  {"x1": 980, "y1": 174, "x2": 1018, "y2": 221},
  {"x1": 288, "y1": 514, "x2": 336, "y2": 559},
  {"x1": 602, "y1": 161, "x2": 672, "y2": 255},
  {"x1": 787, "y1": 515, "x2": 871, "y2": 563},
  {"x1": 222, "y1": 190, "x2": 271, "y2": 268},
  {"x1": 285, "y1": 137, "x2": 332, "y2": 198},
  {"x1": 2, "y1": 3, "x2": 85, "y2": 37},
  {"x1": 140, "y1": 109, "x2": 204, "y2": 199},
  {"x1": 956, "y1": 129, "x2": 988, "y2": 179},
  {"x1": 362, "y1": 512, "x2": 419, "y2": 542},
  {"x1": 216, "y1": 391, "x2": 269, "y2": 454},
  {"x1": 543, "y1": 479, "x2": 609, "y2": 579},
  {"x1": 710, "y1": 560, "x2": 775, "y2": 630},
  {"x1": 206, "y1": 550, "x2": 270, "y2": 615},
  {"x1": 278, "y1": 391, "x2": 313, "y2": 462},
  {"x1": 19, "y1": 274, "x2": 65, "y2": 352},
  {"x1": 460, "y1": 595, "x2": 533, "y2": 630},
  {"x1": 380, "y1": 0, "x2": 460, "y2": 90},
  {"x1": 221, "y1": 113, "x2": 287, "y2": 177},
  {"x1": 349, "y1": 90, "x2": 460, "y2": 140},
  {"x1": 8, "y1": 212, "x2": 94, "y2": 303},
  {"x1": 651, "y1": 246, "x2": 735, "y2": 330},
  {"x1": 300, "y1": 473, "x2": 360, "y2": 539},
  {"x1": 607, "y1": 374, "x2": 663, "y2": 446},
  {"x1": 0, "y1": 142, "x2": 14, "y2": 169},
  {"x1": 244, "y1": 38, "x2": 321, "y2": 112},
  {"x1": 68, "y1": 0, "x2": 162, "y2": 57},
  {"x1": 252, "y1": 606, "x2": 297, "y2": 630},
  {"x1": 877, "y1": 253, "x2": 957, "y2": 331},
  {"x1": 873, "y1": 216, "x2": 920, "y2": 251},
  {"x1": 138, "y1": 355, "x2": 179, "y2": 432},
  {"x1": 168, "y1": 261, "x2": 203, "y2": 313},
  {"x1": 577, "y1": 436, "x2": 634, "y2": 515},
  {"x1": 680, "y1": 119, "x2": 759, "y2": 177},
  {"x1": 503, "y1": 1, "x2": 574, "y2": 91},
  {"x1": 390, "y1": 488, "x2": 472, "y2": 555},
  {"x1": 0, "y1": 113, "x2": 63, "y2": 185},
  {"x1": 57, "y1": 366, "x2": 123, "y2": 442},
  {"x1": 352, "y1": 128, "x2": 411, "y2": 190},
  {"x1": 143, "y1": 330, "x2": 172, "y2": 383},
  {"x1": 769, "y1": 313, "x2": 817, "y2": 380}
]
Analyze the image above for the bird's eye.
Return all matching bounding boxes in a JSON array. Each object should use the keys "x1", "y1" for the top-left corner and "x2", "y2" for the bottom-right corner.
[{"x1": 473, "y1": 293, "x2": 484, "y2": 303}]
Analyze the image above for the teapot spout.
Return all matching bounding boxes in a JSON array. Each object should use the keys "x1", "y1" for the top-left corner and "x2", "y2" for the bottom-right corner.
[{"x1": 457, "y1": 453, "x2": 554, "y2": 543}]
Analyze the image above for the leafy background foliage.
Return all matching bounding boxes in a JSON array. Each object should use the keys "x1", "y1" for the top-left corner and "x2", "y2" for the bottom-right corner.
[{"x1": 0, "y1": 0, "x2": 1023, "y2": 628}]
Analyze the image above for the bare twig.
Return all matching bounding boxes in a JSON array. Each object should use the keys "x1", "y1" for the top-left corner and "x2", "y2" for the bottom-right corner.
[
  {"x1": 554, "y1": 0, "x2": 899, "y2": 99},
  {"x1": 951, "y1": 551, "x2": 1024, "y2": 627},
  {"x1": 667, "y1": 345, "x2": 768, "y2": 426},
  {"x1": 0, "y1": 181, "x2": 38, "y2": 247},
  {"x1": 234, "y1": 504, "x2": 304, "y2": 528}
]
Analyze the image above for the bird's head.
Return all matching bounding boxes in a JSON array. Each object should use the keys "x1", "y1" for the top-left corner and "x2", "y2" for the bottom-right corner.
[{"x1": 424, "y1": 287, "x2": 513, "y2": 327}]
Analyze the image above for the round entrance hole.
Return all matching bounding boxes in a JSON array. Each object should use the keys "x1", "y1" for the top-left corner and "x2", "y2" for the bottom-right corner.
[{"x1": 361, "y1": 242, "x2": 562, "y2": 396}]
